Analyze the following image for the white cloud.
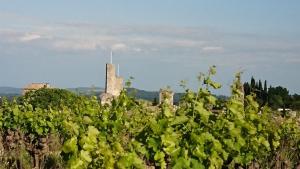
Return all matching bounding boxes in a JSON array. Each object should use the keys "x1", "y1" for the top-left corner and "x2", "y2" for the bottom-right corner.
[
  {"x1": 133, "y1": 47, "x2": 142, "y2": 52},
  {"x1": 202, "y1": 46, "x2": 224, "y2": 52},
  {"x1": 111, "y1": 43, "x2": 127, "y2": 51},
  {"x1": 174, "y1": 40, "x2": 205, "y2": 47},
  {"x1": 53, "y1": 40, "x2": 98, "y2": 50},
  {"x1": 2, "y1": 22, "x2": 300, "y2": 69},
  {"x1": 19, "y1": 33, "x2": 41, "y2": 42},
  {"x1": 1, "y1": 23, "x2": 227, "y2": 54},
  {"x1": 285, "y1": 57, "x2": 300, "y2": 63}
]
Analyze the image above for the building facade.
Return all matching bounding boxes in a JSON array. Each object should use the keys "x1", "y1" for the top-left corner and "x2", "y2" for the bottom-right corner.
[{"x1": 22, "y1": 83, "x2": 51, "y2": 95}]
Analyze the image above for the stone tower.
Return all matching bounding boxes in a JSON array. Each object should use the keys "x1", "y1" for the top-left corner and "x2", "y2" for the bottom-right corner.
[
  {"x1": 100, "y1": 63, "x2": 123, "y2": 104},
  {"x1": 159, "y1": 89, "x2": 174, "y2": 105},
  {"x1": 105, "y1": 64, "x2": 123, "y2": 96}
]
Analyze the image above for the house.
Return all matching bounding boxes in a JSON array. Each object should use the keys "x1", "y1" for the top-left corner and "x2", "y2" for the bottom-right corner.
[{"x1": 22, "y1": 83, "x2": 51, "y2": 95}]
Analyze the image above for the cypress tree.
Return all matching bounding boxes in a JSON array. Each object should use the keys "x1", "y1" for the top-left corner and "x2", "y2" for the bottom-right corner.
[
  {"x1": 258, "y1": 80, "x2": 263, "y2": 98},
  {"x1": 263, "y1": 80, "x2": 268, "y2": 104},
  {"x1": 250, "y1": 77, "x2": 256, "y2": 93},
  {"x1": 243, "y1": 82, "x2": 251, "y2": 96}
]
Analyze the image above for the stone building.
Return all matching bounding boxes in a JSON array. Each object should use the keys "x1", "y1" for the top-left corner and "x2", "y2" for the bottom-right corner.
[
  {"x1": 22, "y1": 83, "x2": 51, "y2": 95},
  {"x1": 159, "y1": 88, "x2": 174, "y2": 105},
  {"x1": 105, "y1": 64, "x2": 123, "y2": 96},
  {"x1": 100, "y1": 63, "x2": 123, "y2": 104}
]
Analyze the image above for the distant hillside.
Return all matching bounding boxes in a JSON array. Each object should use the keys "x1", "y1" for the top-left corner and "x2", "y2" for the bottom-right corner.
[
  {"x1": 66, "y1": 87, "x2": 163, "y2": 102},
  {"x1": 67, "y1": 87, "x2": 104, "y2": 95},
  {"x1": 0, "y1": 86, "x2": 105, "y2": 97},
  {"x1": 0, "y1": 87, "x2": 21, "y2": 100},
  {"x1": 0, "y1": 87, "x2": 22, "y2": 95},
  {"x1": 126, "y1": 88, "x2": 185, "y2": 104},
  {"x1": 126, "y1": 88, "x2": 159, "y2": 101},
  {"x1": 0, "y1": 86, "x2": 227, "y2": 103}
]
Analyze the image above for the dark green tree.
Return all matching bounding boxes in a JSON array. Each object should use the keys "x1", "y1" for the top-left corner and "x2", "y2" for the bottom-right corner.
[
  {"x1": 291, "y1": 94, "x2": 300, "y2": 110},
  {"x1": 258, "y1": 80, "x2": 262, "y2": 92},
  {"x1": 152, "y1": 97, "x2": 158, "y2": 106},
  {"x1": 268, "y1": 86, "x2": 289, "y2": 111},
  {"x1": 243, "y1": 82, "x2": 251, "y2": 96},
  {"x1": 250, "y1": 77, "x2": 256, "y2": 93},
  {"x1": 263, "y1": 80, "x2": 268, "y2": 93},
  {"x1": 19, "y1": 88, "x2": 88, "y2": 110},
  {"x1": 262, "y1": 80, "x2": 268, "y2": 105}
]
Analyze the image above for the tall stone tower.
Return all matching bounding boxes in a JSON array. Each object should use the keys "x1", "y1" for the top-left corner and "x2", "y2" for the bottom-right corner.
[
  {"x1": 100, "y1": 63, "x2": 123, "y2": 104},
  {"x1": 105, "y1": 64, "x2": 123, "y2": 96}
]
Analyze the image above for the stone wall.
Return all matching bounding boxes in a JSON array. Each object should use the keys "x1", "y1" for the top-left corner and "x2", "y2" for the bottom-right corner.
[
  {"x1": 115, "y1": 77, "x2": 123, "y2": 96},
  {"x1": 159, "y1": 89, "x2": 174, "y2": 105},
  {"x1": 101, "y1": 63, "x2": 123, "y2": 104},
  {"x1": 22, "y1": 83, "x2": 51, "y2": 95},
  {"x1": 105, "y1": 63, "x2": 123, "y2": 97},
  {"x1": 105, "y1": 64, "x2": 116, "y2": 95}
]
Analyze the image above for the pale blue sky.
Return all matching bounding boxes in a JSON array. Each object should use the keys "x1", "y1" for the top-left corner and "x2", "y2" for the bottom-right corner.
[{"x1": 0, "y1": 1, "x2": 300, "y2": 94}]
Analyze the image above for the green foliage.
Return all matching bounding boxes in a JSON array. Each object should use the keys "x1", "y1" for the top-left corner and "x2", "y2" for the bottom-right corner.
[
  {"x1": 19, "y1": 88, "x2": 89, "y2": 111},
  {"x1": 0, "y1": 68, "x2": 299, "y2": 168},
  {"x1": 243, "y1": 77, "x2": 300, "y2": 112}
]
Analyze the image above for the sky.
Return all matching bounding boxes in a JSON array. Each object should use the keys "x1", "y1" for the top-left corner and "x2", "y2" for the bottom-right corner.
[{"x1": 0, "y1": 0, "x2": 300, "y2": 95}]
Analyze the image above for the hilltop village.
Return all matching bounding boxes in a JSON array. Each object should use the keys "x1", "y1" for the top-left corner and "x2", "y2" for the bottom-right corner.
[{"x1": 22, "y1": 62, "x2": 174, "y2": 106}]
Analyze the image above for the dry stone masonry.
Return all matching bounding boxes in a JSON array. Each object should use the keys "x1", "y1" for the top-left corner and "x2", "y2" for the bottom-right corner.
[
  {"x1": 159, "y1": 88, "x2": 174, "y2": 105},
  {"x1": 100, "y1": 63, "x2": 123, "y2": 104},
  {"x1": 22, "y1": 83, "x2": 51, "y2": 95}
]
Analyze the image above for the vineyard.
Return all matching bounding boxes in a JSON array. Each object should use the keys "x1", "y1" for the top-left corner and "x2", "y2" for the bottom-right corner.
[{"x1": 0, "y1": 69, "x2": 299, "y2": 169}]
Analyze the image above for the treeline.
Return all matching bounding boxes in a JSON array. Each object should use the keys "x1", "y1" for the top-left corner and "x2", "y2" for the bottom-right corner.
[{"x1": 243, "y1": 77, "x2": 300, "y2": 111}]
